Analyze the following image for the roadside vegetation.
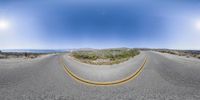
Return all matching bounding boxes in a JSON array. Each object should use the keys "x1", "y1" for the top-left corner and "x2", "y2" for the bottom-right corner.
[
  {"x1": 70, "y1": 48, "x2": 140, "y2": 65},
  {"x1": 158, "y1": 50, "x2": 200, "y2": 59},
  {"x1": 0, "y1": 51, "x2": 45, "y2": 59}
]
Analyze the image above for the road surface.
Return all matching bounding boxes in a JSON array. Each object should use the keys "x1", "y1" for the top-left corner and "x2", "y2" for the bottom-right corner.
[{"x1": 0, "y1": 51, "x2": 200, "y2": 100}]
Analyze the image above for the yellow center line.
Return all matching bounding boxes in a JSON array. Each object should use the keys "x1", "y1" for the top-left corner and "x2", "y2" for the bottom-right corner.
[{"x1": 60, "y1": 57, "x2": 147, "y2": 86}]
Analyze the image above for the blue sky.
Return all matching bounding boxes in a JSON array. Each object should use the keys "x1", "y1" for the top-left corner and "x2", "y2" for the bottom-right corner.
[{"x1": 0, "y1": 0, "x2": 200, "y2": 49}]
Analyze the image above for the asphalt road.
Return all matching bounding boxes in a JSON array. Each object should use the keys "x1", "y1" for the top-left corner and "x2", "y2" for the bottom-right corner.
[{"x1": 0, "y1": 51, "x2": 200, "y2": 100}]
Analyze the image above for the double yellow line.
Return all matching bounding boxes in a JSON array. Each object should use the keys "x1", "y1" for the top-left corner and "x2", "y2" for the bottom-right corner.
[{"x1": 60, "y1": 57, "x2": 147, "y2": 86}]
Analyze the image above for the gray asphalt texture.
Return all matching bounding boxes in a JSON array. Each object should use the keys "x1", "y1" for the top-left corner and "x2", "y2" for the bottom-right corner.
[{"x1": 0, "y1": 51, "x2": 200, "y2": 100}]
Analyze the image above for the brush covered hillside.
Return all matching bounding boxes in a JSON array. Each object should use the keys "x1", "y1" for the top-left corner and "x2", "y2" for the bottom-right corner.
[
  {"x1": 70, "y1": 48, "x2": 140, "y2": 65},
  {"x1": 157, "y1": 49, "x2": 200, "y2": 59},
  {"x1": 0, "y1": 51, "x2": 45, "y2": 59}
]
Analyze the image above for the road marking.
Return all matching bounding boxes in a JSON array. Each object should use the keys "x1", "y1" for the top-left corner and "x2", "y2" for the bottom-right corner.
[{"x1": 60, "y1": 57, "x2": 147, "y2": 86}]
